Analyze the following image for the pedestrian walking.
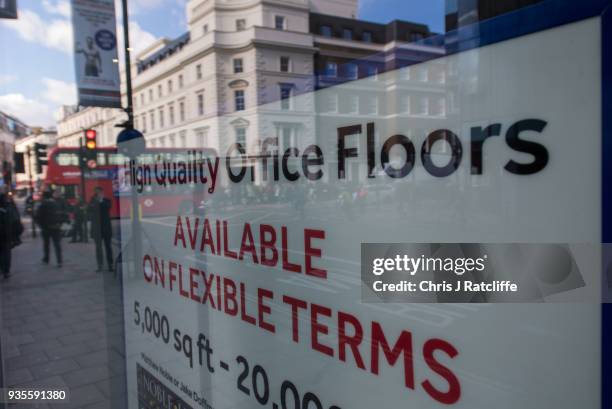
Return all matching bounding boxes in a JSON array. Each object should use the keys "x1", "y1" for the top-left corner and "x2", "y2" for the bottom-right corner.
[
  {"x1": 88, "y1": 187, "x2": 113, "y2": 272},
  {"x1": 35, "y1": 190, "x2": 63, "y2": 267},
  {"x1": 0, "y1": 192, "x2": 23, "y2": 278},
  {"x1": 70, "y1": 196, "x2": 86, "y2": 243}
]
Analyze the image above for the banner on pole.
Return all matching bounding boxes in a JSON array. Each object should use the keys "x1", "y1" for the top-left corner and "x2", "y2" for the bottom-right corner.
[{"x1": 71, "y1": 0, "x2": 122, "y2": 108}]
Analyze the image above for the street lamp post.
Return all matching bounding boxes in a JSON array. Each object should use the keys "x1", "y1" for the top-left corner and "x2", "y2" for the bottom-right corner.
[{"x1": 117, "y1": 0, "x2": 144, "y2": 277}]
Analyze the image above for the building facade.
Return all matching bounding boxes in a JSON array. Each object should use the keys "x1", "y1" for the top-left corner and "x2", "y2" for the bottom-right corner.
[
  {"x1": 0, "y1": 111, "x2": 29, "y2": 189},
  {"x1": 56, "y1": 105, "x2": 125, "y2": 147},
  {"x1": 56, "y1": 0, "x2": 447, "y2": 167},
  {"x1": 13, "y1": 128, "x2": 58, "y2": 193}
]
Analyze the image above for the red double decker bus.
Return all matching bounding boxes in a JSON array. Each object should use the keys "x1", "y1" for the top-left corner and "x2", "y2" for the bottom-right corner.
[{"x1": 43, "y1": 146, "x2": 213, "y2": 218}]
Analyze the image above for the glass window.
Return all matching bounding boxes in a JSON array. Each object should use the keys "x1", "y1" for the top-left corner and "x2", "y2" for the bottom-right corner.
[
  {"x1": 320, "y1": 25, "x2": 332, "y2": 37},
  {"x1": 178, "y1": 74, "x2": 183, "y2": 88},
  {"x1": 179, "y1": 101, "x2": 185, "y2": 122},
  {"x1": 158, "y1": 84, "x2": 162, "y2": 97},
  {"x1": 236, "y1": 19, "x2": 246, "y2": 31},
  {"x1": 346, "y1": 63, "x2": 358, "y2": 79},
  {"x1": 362, "y1": 31, "x2": 373, "y2": 42},
  {"x1": 158, "y1": 107, "x2": 164, "y2": 128},
  {"x1": 196, "y1": 64, "x2": 202, "y2": 80},
  {"x1": 233, "y1": 58, "x2": 243, "y2": 74},
  {"x1": 168, "y1": 79, "x2": 173, "y2": 93},
  {"x1": 343, "y1": 28, "x2": 353, "y2": 40},
  {"x1": 149, "y1": 111, "x2": 155, "y2": 130},
  {"x1": 347, "y1": 94, "x2": 358, "y2": 114},
  {"x1": 327, "y1": 93, "x2": 338, "y2": 113},
  {"x1": 197, "y1": 92, "x2": 204, "y2": 115},
  {"x1": 235, "y1": 127, "x2": 246, "y2": 146},
  {"x1": 235, "y1": 90, "x2": 245, "y2": 111},
  {"x1": 169, "y1": 104, "x2": 175, "y2": 125},
  {"x1": 366, "y1": 65, "x2": 378, "y2": 80},
  {"x1": 280, "y1": 85, "x2": 292, "y2": 110},
  {"x1": 148, "y1": 89, "x2": 153, "y2": 102},
  {"x1": 275, "y1": 15, "x2": 286, "y2": 30},
  {"x1": 203, "y1": 24, "x2": 208, "y2": 35},
  {"x1": 325, "y1": 62, "x2": 337, "y2": 77},
  {"x1": 140, "y1": 93, "x2": 145, "y2": 106},
  {"x1": 280, "y1": 56, "x2": 290, "y2": 73}
]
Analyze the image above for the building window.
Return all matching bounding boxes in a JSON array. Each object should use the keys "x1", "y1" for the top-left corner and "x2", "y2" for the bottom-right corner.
[
  {"x1": 327, "y1": 93, "x2": 338, "y2": 113},
  {"x1": 346, "y1": 63, "x2": 358, "y2": 80},
  {"x1": 196, "y1": 64, "x2": 202, "y2": 80},
  {"x1": 158, "y1": 107, "x2": 164, "y2": 128},
  {"x1": 400, "y1": 94, "x2": 411, "y2": 113},
  {"x1": 141, "y1": 114, "x2": 147, "y2": 132},
  {"x1": 414, "y1": 95, "x2": 429, "y2": 115},
  {"x1": 325, "y1": 62, "x2": 337, "y2": 77},
  {"x1": 278, "y1": 126, "x2": 295, "y2": 151},
  {"x1": 320, "y1": 25, "x2": 332, "y2": 37},
  {"x1": 431, "y1": 97, "x2": 446, "y2": 116},
  {"x1": 347, "y1": 94, "x2": 358, "y2": 114},
  {"x1": 168, "y1": 79, "x2": 173, "y2": 94},
  {"x1": 280, "y1": 56, "x2": 290, "y2": 73},
  {"x1": 417, "y1": 67, "x2": 428, "y2": 82},
  {"x1": 343, "y1": 28, "x2": 352, "y2": 40},
  {"x1": 280, "y1": 85, "x2": 292, "y2": 110},
  {"x1": 197, "y1": 92, "x2": 204, "y2": 116},
  {"x1": 366, "y1": 65, "x2": 378, "y2": 80},
  {"x1": 410, "y1": 32, "x2": 424, "y2": 42},
  {"x1": 233, "y1": 58, "x2": 243, "y2": 74},
  {"x1": 235, "y1": 90, "x2": 245, "y2": 111},
  {"x1": 158, "y1": 85, "x2": 162, "y2": 98},
  {"x1": 203, "y1": 24, "x2": 209, "y2": 35},
  {"x1": 140, "y1": 94, "x2": 145, "y2": 106},
  {"x1": 149, "y1": 111, "x2": 155, "y2": 130},
  {"x1": 169, "y1": 134, "x2": 176, "y2": 148},
  {"x1": 236, "y1": 19, "x2": 246, "y2": 31},
  {"x1": 367, "y1": 96, "x2": 378, "y2": 114},
  {"x1": 148, "y1": 89, "x2": 153, "y2": 102},
  {"x1": 179, "y1": 74, "x2": 183, "y2": 88},
  {"x1": 275, "y1": 15, "x2": 286, "y2": 30},
  {"x1": 179, "y1": 131, "x2": 186, "y2": 148},
  {"x1": 196, "y1": 128, "x2": 209, "y2": 147},
  {"x1": 169, "y1": 104, "x2": 175, "y2": 125},
  {"x1": 235, "y1": 127, "x2": 246, "y2": 146},
  {"x1": 179, "y1": 100, "x2": 185, "y2": 122},
  {"x1": 362, "y1": 31, "x2": 372, "y2": 42}
]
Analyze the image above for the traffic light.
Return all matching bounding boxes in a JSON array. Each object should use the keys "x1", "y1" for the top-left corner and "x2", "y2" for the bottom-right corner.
[
  {"x1": 84, "y1": 129, "x2": 97, "y2": 169},
  {"x1": 34, "y1": 143, "x2": 48, "y2": 174}
]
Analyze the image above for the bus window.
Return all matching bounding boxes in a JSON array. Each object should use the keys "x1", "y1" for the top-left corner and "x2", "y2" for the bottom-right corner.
[{"x1": 54, "y1": 152, "x2": 79, "y2": 166}]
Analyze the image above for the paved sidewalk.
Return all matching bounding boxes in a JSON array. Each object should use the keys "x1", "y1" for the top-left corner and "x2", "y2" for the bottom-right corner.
[{"x1": 0, "y1": 223, "x2": 127, "y2": 409}]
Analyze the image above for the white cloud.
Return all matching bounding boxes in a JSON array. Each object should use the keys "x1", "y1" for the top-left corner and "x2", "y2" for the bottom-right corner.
[
  {"x1": 42, "y1": 0, "x2": 71, "y2": 18},
  {"x1": 117, "y1": 20, "x2": 157, "y2": 55},
  {"x1": 41, "y1": 78, "x2": 77, "y2": 106},
  {"x1": 0, "y1": 75, "x2": 17, "y2": 86},
  {"x1": 0, "y1": 9, "x2": 73, "y2": 54},
  {"x1": 0, "y1": 94, "x2": 54, "y2": 126}
]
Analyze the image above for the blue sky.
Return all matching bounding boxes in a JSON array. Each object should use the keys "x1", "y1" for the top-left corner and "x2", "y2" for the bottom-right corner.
[{"x1": 0, "y1": 0, "x2": 443, "y2": 127}]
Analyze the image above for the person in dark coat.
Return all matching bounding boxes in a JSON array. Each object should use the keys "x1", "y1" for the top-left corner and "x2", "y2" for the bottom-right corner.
[
  {"x1": 0, "y1": 192, "x2": 23, "y2": 278},
  {"x1": 89, "y1": 187, "x2": 113, "y2": 272},
  {"x1": 35, "y1": 190, "x2": 62, "y2": 267},
  {"x1": 70, "y1": 195, "x2": 86, "y2": 243}
]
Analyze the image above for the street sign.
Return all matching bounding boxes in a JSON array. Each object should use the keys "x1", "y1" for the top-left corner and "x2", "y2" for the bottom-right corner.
[{"x1": 70, "y1": 0, "x2": 121, "y2": 108}]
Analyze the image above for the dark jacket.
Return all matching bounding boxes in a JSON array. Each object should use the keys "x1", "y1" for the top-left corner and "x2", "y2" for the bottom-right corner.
[
  {"x1": 35, "y1": 198, "x2": 62, "y2": 231},
  {"x1": 1, "y1": 196, "x2": 23, "y2": 247},
  {"x1": 89, "y1": 197, "x2": 112, "y2": 239}
]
